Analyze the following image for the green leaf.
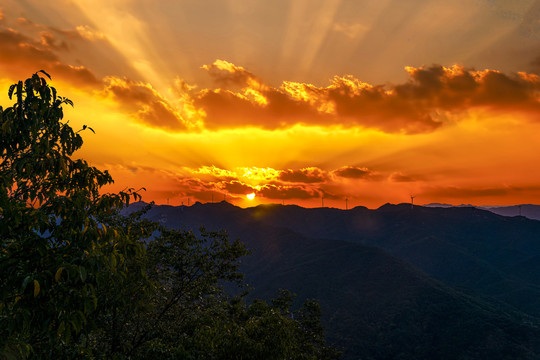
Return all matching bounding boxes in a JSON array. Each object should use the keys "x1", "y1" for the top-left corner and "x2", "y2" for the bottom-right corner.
[
  {"x1": 57, "y1": 321, "x2": 65, "y2": 337},
  {"x1": 33, "y1": 279, "x2": 40, "y2": 297},
  {"x1": 79, "y1": 266, "x2": 87, "y2": 282},
  {"x1": 55, "y1": 267, "x2": 64, "y2": 282},
  {"x1": 110, "y1": 253, "x2": 117, "y2": 268},
  {"x1": 22, "y1": 276, "x2": 31, "y2": 292}
]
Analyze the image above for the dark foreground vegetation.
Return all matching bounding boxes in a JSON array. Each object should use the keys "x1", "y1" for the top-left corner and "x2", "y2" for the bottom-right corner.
[{"x1": 0, "y1": 73, "x2": 340, "y2": 359}]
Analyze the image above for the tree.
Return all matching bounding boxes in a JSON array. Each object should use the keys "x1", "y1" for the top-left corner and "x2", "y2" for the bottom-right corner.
[
  {"x1": 0, "y1": 72, "x2": 340, "y2": 359},
  {"x1": 0, "y1": 71, "x2": 144, "y2": 358}
]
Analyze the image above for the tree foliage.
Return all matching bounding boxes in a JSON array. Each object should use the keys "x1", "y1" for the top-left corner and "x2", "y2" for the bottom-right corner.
[
  {"x1": 0, "y1": 71, "x2": 147, "y2": 358},
  {"x1": 0, "y1": 72, "x2": 340, "y2": 359}
]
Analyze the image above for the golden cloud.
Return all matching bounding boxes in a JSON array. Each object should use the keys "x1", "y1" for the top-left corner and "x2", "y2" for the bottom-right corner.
[
  {"x1": 201, "y1": 59, "x2": 262, "y2": 89},
  {"x1": 220, "y1": 180, "x2": 255, "y2": 195},
  {"x1": 162, "y1": 164, "x2": 411, "y2": 205},
  {"x1": 194, "y1": 60, "x2": 540, "y2": 134},
  {"x1": 258, "y1": 184, "x2": 319, "y2": 200},
  {"x1": 101, "y1": 77, "x2": 191, "y2": 130}
]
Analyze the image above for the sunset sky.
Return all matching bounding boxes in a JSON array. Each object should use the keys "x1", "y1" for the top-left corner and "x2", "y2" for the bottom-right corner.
[{"x1": 1, "y1": 0, "x2": 540, "y2": 208}]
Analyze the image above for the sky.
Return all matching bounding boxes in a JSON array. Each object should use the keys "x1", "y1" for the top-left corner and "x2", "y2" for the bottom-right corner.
[{"x1": 1, "y1": 0, "x2": 540, "y2": 209}]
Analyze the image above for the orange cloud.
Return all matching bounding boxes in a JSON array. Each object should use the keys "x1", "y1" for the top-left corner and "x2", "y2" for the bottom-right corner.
[
  {"x1": 258, "y1": 184, "x2": 319, "y2": 200},
  {"x1": 220, "y1": 180, "x2": 255, "y2": 195},
  {"x1": 0, "y1": 27, "x2": 99, "y2": 87},
  {"x1": 396, "y1": 65, "x2": 540, "y2": 112},
  {"x1": 173, "y1": 178, "x2": 222, "y2": 202},
  {"x1": 195, "y1": 87, "x2": 324, "y2": 130},
  {"x1": 389, "y1": 172, "x2": 417, "y2": 183},
  {"x1": 101, "y1": 77, "x2": 190, "y2": 130},
  {"x1": 191, "y1": 166, "x2": 238, "y2": 182},
  {"x1": 278, "y1": 168, "x2": 327, "y2": 183},
  {"x1": 157, "y1": 164, "x2": 407, "y2": 206},
  {"x1": 15, "y1": 16, "x2": 108, "y2": 45},
  {"x1": 333, "y1": 166, "x2": 375, "y2": 179},
  {"x1": 201, "y1": 59, "x2": 262, "y2": 88},
  {"x1": 194, "y1": 60, "x2": 540, "y2": 134}
]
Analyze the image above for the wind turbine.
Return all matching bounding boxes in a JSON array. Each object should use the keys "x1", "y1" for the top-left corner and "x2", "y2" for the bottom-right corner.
[{"x1": 410, "y1": 195, "x2": 416, "y2": 210}]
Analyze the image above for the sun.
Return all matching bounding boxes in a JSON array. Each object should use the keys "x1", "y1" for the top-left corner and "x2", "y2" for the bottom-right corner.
[{"x1": 246, "y1": 192, "x2": 255, "y2": 200}]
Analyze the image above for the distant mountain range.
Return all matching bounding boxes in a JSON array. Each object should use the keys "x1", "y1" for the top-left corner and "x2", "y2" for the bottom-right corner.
[
  {"x1": 425, "y1": 203, "x2": 540, "y2": 221},
  {"x1": 128, "y1": 201, "x2": 540, "y2": 360}
]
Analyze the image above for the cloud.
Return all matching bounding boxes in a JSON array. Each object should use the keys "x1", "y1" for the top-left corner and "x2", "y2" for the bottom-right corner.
[
  {"x1": 38, "y1": 30, "x2": 69, "y2": 50},
  {"x1": 0, "y1": 19, "x2": 195, "y2": 132},
  {"x1": 389, "y1": 172, "x2": 417, "y2": 182},
  {"x1": 333, "y1": 166, "x2": 373, "y2": 179},
  {"x1": 194, "y1": 60, "x2": 540, "y2": 133},
  {"x1": 174, "y1": 178, "x2": 221, "y2": 201},
  {"x1": 194, "y1": 86, "x2": 325, "y2": 130},
  {"x1": 102, "y1": 77, "x2": 190, "y2": 130},
  {"x1": 75, "y1": 25, "x2": 107, "y2": 42},
  {"x1": 278, "y1": 168, "x2": 327, "y2": 183},
  {"x1": 201, "y1": 59, "x2": 261, "y2": 88},
  {"x1": 15, "y1": 16, "x2": 108, "y2": 45},
  {"x1": 191, "y1": 166, "x2": 238, "y2": 182},
  {"x1": 395, "y1": 65, "x2": 540, "y2": 112},
  {"x1": 258, "y1": 184, "x2": 319, "y2": 200},
  {"x1": 115, "y1": 162, "x2": 435, "y2": 207},
  {"x1": 0, "y1": 27, "x2": 100, "y2": 87},
  {"x1": 170, "y1": 166, "x2": 330, "y2": 202},
  {"x1": 220, "y1": 180, "x2": 255, "y2": 195},
  {"x1": 170, "y1": 164, "x2": 414, "y2": 203}
]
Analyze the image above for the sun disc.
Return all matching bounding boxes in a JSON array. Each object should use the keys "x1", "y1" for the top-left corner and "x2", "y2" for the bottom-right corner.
[{"x1": 247, "y1": 193, "x2": 255, "y2": 200}]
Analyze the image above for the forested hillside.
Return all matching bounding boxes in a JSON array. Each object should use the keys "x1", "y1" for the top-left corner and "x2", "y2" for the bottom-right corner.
[{"x1": 133, "y1": 201, "x2": 540, "y2": 359}]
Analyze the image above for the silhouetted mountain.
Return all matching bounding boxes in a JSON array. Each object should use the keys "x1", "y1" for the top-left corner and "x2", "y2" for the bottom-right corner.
[
  {"x1": 423, "y1": 203, "x2": 476, "y2": 208},
  {"x1": 240, "y1": 203, "x2": 540, "y2": 318},
  {"x1": 129, "y1": 201, "x2": 540, "y2": 359}
]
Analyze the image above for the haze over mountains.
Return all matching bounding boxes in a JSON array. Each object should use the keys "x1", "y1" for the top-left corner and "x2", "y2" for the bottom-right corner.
[{"x1": 128, "y1": 201, "x2": 540, "y2": 359}]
